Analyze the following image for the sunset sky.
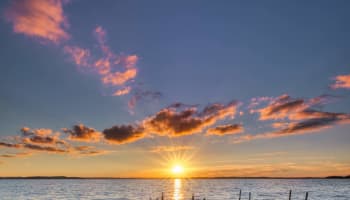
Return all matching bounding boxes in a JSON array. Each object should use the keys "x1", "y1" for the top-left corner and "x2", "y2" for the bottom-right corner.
[{"x1": 1, "y1": 0, "x2": 350, "y2": 178}]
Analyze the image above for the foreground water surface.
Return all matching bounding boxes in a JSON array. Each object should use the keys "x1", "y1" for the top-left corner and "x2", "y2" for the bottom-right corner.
[{"x1": 0, "y1": 179, "x2": 349, "y2": 200}]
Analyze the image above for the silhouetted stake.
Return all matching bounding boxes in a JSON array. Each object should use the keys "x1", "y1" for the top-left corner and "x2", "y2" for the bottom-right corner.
[
  {"x1": 305, "y1": 192, "x2": 309, "y2": 200},
  {"x1": 238, "y1": 189, "x2": 241, "y2": 200},
  {"x1": 289, "y1": 190, "x2": 292, "y2": 200},
  {"x1": 249, "y1": 192, "x2": 251, "y2": 200},
  {"x1": 161, "y1": 192, "x2": 164, "y2": 200},
  {"x1": 192, "y1": 193, "x2": 195, "y2": 200}
]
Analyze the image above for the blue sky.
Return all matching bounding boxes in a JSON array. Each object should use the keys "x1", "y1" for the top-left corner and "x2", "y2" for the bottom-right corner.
[{"x1": 0, "y1": 0, "x2": 349, "y2": 177}]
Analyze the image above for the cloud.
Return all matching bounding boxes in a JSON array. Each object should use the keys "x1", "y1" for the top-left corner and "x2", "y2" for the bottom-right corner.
[
  {"x1": 103, "y1": 125, "x2": 146, "y2": 144},
  {"x1": 207, "y1": 124, "x2": 244, "y2": 136},
  {"x1": 233, "y1": 113, "x2": 350, "y2": 143},
  {"x1": 21, "y1": 127, "x2": 53, "y2": 136},
  {"x1": 63, "y1": 46, "x2": 91, "y2": 67},
  {"x1": 64, "y1": 26, "x2": 138, "y2": 96},
  {"x1": 72, "y1": 146, "x2": 110, "y2": 156},
  {"x1": 143, "y1": 101, "x2": 239, "y2": 137},
  {"x1": 256, "y1": 95, "x2": 305, "y2": 120},
  {"x1": 23, "y1": 143, "x2": 68, "y2": 153},
  {"x1": 0, "y1": 152, "x2": 32, "y2": 158},
  {"x1": 0, "y1": 141, "x2": 68, "y2": 153},
  {"x1": 113, "y1": 86, "x2": 132, "y2": 96},
  {"x1": 150, "y1": 145, "x2": 195, "y2": 153},
  {"x1": 4, "y1": 0, "x2": 69, "y2": 43},
  {"x1": 128, "y1": 90, "x2": 162, "y2": 111},
  {"x1": 101, "y1": 68, "x2": 137, "y2": 86},
  {"x1": 248, "y1": 96, "x2": 274, "y2": 109},
  {"x1": 62, "y1": 124, "x2": 102, "y2": 142},
  {"x1": 274, "y1": 114, "x2": 350, "y2": 135},
  {"x1": 331, "y1": 74, "x2": 350, "y2": 89},
  {"x1": 0, "y1": 142, "x2": 21, "y2": 148},
  {"x1": 254, "y1": 94, "x2": 336, "y2": 121},
  {"x1": 22, "y1": 135, "x2": 67, "y2": 145},
  {"x1": 289, "y1": 109, "x2": 345, "y2": 121}
]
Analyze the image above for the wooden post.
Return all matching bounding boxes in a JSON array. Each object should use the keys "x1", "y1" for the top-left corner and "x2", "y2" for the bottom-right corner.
[
  {"x1": 249, "y1": 192, "x2": 251, "y2": 200},
  {"x1": 192, "y1": 193, "x2": 194, "y2": 200},
  {"x1": 161, "y1": 192, "x2": 164, "y2": 200},
  {"x1": 289, "y1": 190, "x2": 292, "y2": 200},
  {"x1": 238, "y1": 189, "x2": 241, "y2": 200},
  {"x1": 305, "y1": 192, "x2": 308, "y2": 200}
]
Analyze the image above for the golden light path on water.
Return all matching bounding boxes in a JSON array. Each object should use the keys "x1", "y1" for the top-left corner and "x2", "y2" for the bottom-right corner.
[{"x1": 173, "y1": 179, "x2": 183, "y2": 200}]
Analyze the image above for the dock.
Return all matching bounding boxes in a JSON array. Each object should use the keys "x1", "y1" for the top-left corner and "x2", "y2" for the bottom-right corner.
[{"x1": 150, "y1": 190, "x2": 310, "y2": 200}]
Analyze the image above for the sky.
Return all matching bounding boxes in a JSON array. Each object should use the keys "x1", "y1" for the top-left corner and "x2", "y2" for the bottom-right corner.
[{"x1": 0, "y1": 0, "x2": 350, "y2": 178}]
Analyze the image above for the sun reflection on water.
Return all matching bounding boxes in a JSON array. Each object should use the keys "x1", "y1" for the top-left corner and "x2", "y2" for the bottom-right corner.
[{"x1": 173, "y1": 179, "x2": 183, "y2": 200}]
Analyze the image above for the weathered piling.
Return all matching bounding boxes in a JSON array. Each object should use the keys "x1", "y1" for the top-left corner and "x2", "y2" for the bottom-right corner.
[
  {"x1": 238, "y1": 189, "x2": 241, "y2": 200},
  {"x1": 192, "y1": 193, "x2": 195, "y2": 200},
  {"x1": 161, "y1": 192, "x2": 164, "y2": 200},
  {"x1": 305, "y1": 192, "x2": 309, "y2": 200},
  {"x1": 289, "y1": 190, "x2": 292, "y2": 200},
  {"x1": 248, "y1": 192, "x2": 251, "y2": 200}
]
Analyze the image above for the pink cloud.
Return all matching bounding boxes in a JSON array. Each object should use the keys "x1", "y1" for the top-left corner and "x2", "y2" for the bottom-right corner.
[
  {"x1": 64, "y1": 26, "x2": 138, "y2": 96},
  {"x1": 113, "y1": 87, "x2": 131, "y2": 96},
  {"x1": 64, "y1": 46, "x2": 91, "y2": 67},
  {"x1": 101, "y1": 68, "x2": 137, "y2": 86},
  {"x1": 331, "y1": 74, "x2": 350, "y2": 89},
  {"x1": 5, "y1": 0, "x2": 69, "y2": 43}
]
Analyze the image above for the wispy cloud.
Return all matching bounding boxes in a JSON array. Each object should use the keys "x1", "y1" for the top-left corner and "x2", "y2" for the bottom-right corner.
[
  {"x1": 0, "y1": 152, "x2": 32, "y2": 158},
  {"x1": 207, "y1": 124, "x2": 244, "y2": 136},
  {"x1": 149, "y1": 145, "x2": 195, "y2": 153},
  {"x1": 233, "y1": 112, "x2": 350, "y2": 143},
  {"x1": 64, "y1": 26, "x2": 138, "y2": 96},
  {"x1": 4, "y1": 0, "x2": 69, "y2": 43},
  {"x1": 128, "y1": 90, "x2": 162, "y2": 111},
  {"x1": 331, "y1": 74, "x2": 350, "y2": 89},
  {"x1": 253, "y1": 94, "x2": 336, "y2": 121}
]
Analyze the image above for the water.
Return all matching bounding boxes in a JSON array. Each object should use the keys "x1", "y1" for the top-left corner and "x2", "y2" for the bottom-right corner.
[{"x1": 0, "y1": 179, "x2": 349, "y2": 200}]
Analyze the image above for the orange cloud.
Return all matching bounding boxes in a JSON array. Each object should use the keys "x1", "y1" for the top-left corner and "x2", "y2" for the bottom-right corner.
[
  {"x1": 143, "y1": 101, "x2": 239, "y2": 137},
  {"x1": 5, "y1": 0, "x2": 69, "y2": 43},
  {"x1": 63, "y1": 124, "x2": 101, "y2": 142},
  {"x1": 0, "y1": 127, "x2": 107, "y2": 156},
  {"x1": 21, "y1": 127, "x2": 53, "y2": 136},
  {"x1": 331, "y1": 74, "x2": 350, "y2": 89},
  {"x1": 207, "y1": 124, "x2": 244, "y2": 136}
]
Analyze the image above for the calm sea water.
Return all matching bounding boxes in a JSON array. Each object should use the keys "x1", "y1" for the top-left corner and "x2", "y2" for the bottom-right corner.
[{"x1": 0, "y1": 179, "x2": 349, "y2": 200}]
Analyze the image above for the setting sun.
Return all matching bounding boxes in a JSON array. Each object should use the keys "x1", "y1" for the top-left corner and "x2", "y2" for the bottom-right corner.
[{"x1": 171, "y1": 165, "x2": 184, "y2": 175}]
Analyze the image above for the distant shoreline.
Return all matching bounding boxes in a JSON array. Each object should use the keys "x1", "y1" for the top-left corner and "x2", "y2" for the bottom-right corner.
[{"x1": 0, "y1": 176, "x2": 349, "y2": 180}]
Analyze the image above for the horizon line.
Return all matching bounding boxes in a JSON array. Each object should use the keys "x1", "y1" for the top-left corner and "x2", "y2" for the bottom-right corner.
[{"x1": 0, "y1": 175, "x2": 349, "y2": 179}]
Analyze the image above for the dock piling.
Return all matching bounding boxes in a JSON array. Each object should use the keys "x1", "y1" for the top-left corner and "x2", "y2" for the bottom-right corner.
[
  {"x1": 289, "y1": 190, "x2": 292, "y2": 200},
  {"x1": 305, "y1": 192, "x2": 309, "y2": 200},
  {"x1": 249, "y1": 192, "x2": 251, "y2": 200},
  {"x1": 238, "y1": 189, "x2": 241, "y2": 200}
]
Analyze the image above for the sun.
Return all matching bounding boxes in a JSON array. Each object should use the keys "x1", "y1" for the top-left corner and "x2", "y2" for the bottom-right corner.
[{"x1": 172, "y1": 164, "x2": 184, "y2": 174}]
